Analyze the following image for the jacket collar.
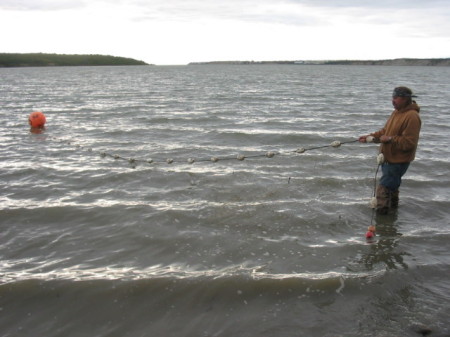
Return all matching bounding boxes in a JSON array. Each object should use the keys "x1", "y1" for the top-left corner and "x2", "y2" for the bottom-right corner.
[{"x1": 397, "y1": 101, "x2": 420, "y2": 114}]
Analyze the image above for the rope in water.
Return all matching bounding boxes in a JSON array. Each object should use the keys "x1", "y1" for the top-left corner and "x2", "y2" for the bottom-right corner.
[
  {"x1": 47, "y1": 135, "x2": 360, "y2": 167},
  {"x1": 370, "y1": 163, "x2": 381, "y2": 226},
  {"x1": 46, "y1": 134, "x2": 380, "y2": 239},
  {"x1": 366, "y1": 153, "x2": 385, "y2": 239}
]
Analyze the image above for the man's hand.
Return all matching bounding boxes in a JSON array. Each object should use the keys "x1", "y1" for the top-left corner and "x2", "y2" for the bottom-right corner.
[
  {"x1": 359, "y1": 135, "x2": 380, "y2": 143},
  {"x1": 358, "y1": 135, "x2": 368, "y2": 143}
]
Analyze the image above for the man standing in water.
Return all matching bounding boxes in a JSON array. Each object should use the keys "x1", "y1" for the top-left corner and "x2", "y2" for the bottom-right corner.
[{"x1": 359, "y1": 87, "x2": 421, "y2": 214}]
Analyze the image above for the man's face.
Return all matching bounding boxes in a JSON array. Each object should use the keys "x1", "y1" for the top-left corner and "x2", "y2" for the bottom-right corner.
[{"x1": 392, "y1": 96, "x2": 409, "y2": 110}]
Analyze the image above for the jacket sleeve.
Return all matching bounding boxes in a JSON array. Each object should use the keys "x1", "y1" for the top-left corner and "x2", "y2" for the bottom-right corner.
[
  {"x1": 370, "y1": 128, "x2": 385, "y2": 138},
  {"x1": 392, "y1": 111, "x2": 421, "y2": 151}
]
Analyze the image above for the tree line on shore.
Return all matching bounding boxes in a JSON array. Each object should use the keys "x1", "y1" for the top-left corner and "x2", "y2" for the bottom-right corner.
[
  {"x1": 2, "y1": 53, "x2": 448, "y2": 67},
  {"x1": 0, "y1": 53, "x2": 149, "y2": 67},
  {"x1": 189, "y1": 58, "x2": 450, "y2": 66}
]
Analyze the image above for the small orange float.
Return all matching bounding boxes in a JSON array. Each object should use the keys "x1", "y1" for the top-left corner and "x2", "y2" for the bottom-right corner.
[
  {"x1": 365, "y1": 225, "x2": 376, "y2": 239},
  {"x1": 29, "y1": 111, "x2": 46, "y2": 128}
]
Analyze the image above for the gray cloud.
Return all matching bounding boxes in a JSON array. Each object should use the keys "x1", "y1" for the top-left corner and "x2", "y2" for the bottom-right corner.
[
  {"x1": 130, "y1": 0, "x2": 326, "y2": 27},
  {"x1": 0, "y1": 0, "x2": 87, "y2": 11},
  {"x1": 129, "y1": 0, "x2": 450, "y2": 26},
  {"x1": 3, "y1": 0, "x2": 449, "y2": 39},
  {"x1": 286, "y1": 0, "x2": 449, "y2": 8},
  {"x1": 4, "y1": 0, "x2": 448, "y2": 13}
]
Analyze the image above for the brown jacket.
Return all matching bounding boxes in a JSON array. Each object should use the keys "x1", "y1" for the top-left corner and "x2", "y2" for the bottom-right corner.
[{"x1": 371, "y1": 102, "x2": 421, "y2": 163}]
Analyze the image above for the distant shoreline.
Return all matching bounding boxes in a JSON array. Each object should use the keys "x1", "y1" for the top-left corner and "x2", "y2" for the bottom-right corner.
[
  {"x1": 189, "y1": 58, "x2": 450, "y2": 66},
  {"x1": 0, "y1": 53, "x2": 150, "y2": 67},
  {"x1": 2, "y1": 54, "x2": 448, "y2": 67}
]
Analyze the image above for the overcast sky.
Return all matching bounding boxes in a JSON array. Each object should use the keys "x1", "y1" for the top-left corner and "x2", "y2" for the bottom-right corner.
[{"x1": 1, "y1": 0, "x2": 449, "y2": 65}]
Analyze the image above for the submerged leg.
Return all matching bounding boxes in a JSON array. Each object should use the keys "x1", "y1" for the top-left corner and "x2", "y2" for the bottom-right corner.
[
  {"x1": 391, "y1": 189, "x2": 399, "y2": 208},
  {"x1": 376, "y1": 185, "x2": 391, "y2": 214}
]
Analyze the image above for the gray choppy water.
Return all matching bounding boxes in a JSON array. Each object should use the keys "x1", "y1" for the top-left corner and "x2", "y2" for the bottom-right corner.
[{"x1": 1, "y1": 65, "x2": 449, "y2": 337}]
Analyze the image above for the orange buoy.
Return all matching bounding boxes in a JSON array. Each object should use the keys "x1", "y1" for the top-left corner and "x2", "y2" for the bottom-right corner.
[
  {"x1": 29, "y1": 111, "x2": 46, "y2": 128},
  {"x1": 365, "y1": 231, "x2": 374, "y2": 239},
  {"x1": 365, "y1": 225, "x2": 376, "y2": 240}
]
